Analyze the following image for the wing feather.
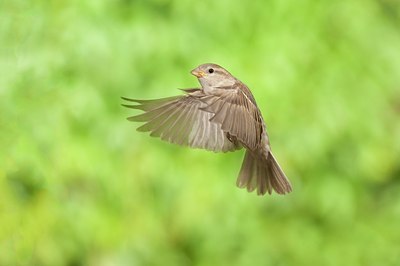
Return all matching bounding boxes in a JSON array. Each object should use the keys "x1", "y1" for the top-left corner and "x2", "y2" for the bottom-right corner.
[
  {"x1": 206, "y1": 84, "x2": 265, "y2": 151},
  {"x1": 122, "y1": 91, "x2": 241, "y2": 152}
]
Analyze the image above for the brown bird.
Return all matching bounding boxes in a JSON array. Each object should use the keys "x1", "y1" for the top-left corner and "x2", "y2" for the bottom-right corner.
[{"x1": 122, "y1": 63, "x2": 292, "y2": 195}]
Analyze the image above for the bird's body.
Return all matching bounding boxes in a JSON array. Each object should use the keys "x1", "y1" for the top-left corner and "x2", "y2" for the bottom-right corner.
[{"x1": 123, "y1": 63, "x2": 292, "y2": 195}]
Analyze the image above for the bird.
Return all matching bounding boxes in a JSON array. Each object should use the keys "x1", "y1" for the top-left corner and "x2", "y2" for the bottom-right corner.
[{"x1": 122, "y1": 63, "x2": 292, "y2": 195}]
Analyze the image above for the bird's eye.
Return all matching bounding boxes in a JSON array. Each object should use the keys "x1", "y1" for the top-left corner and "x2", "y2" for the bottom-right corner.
[{"x1": 208, "y1": 68, "x2": 214, "y2": 74}]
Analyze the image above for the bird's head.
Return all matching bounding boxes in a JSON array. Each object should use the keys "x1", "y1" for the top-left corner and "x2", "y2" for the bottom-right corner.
[{"x1": 191, "y1": 63, "x2": 236, "y2": 88}]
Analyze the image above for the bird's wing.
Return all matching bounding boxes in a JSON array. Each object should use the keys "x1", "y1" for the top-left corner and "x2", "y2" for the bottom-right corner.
[
  {"x1": 122, "y1": 89, "x2": 241, "y2": 152},
  {"x1": 200, "y1": 84, "x2": 265, "y2": 151}
]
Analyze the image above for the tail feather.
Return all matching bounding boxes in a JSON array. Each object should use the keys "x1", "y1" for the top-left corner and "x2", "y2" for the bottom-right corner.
[
  {"x1": 236, "y1": 151, "x2": 256, "y2": 190},
  {"x1": 237, "y1": 150, "x2": 292, "y2": 195},
  {"x1": 268, "y1": 152, "x2": 292, "y2": 194}
]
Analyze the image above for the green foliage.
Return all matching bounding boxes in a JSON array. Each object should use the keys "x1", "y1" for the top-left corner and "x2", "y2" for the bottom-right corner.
[{"x1": 1, "y1": 0, "x2": 400, "y2": 265}]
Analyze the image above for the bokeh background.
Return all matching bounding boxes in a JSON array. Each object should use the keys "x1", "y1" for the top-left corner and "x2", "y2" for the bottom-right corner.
[{"x1": 1, "y1": 0, "x2": 400, "y2": 265}]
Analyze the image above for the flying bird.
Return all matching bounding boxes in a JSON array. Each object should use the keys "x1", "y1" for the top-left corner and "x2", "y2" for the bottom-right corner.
[{"x1": 122, "y1": 63, "x2": 292, "y2": 195}]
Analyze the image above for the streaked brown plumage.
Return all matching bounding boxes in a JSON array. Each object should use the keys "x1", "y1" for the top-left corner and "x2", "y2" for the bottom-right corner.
[{"x1": 122, "y1": 63, "x2": 292, "y2": 195}]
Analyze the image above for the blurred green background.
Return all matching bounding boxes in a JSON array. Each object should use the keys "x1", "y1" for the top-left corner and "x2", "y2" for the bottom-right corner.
[{"x1": 1, "y1": 0, "x2": 400, "y2": 265}]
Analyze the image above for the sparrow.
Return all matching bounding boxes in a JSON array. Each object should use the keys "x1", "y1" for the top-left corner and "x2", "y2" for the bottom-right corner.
[{"x1": 122, "y1": 63, "x2": 292, "y2": 195}]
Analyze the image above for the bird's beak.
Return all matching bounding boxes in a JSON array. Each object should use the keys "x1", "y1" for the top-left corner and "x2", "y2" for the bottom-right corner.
[{"x1": 191, "y1": 69, "x2": 206, "y2": 78}]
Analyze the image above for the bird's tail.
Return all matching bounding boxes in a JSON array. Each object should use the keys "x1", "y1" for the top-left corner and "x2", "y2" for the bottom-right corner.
[{"x1": 236, "y1": 150, "x2": 292, "y2": 195}]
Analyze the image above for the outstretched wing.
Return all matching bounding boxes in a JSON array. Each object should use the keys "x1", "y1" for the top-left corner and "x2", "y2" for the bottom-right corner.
[
  {"x1": 122, "y1": 89, "x2": 241, "y2": 152},
  {"x1": 201, "y1": 84, "x2": 265, "y2": 151}
]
